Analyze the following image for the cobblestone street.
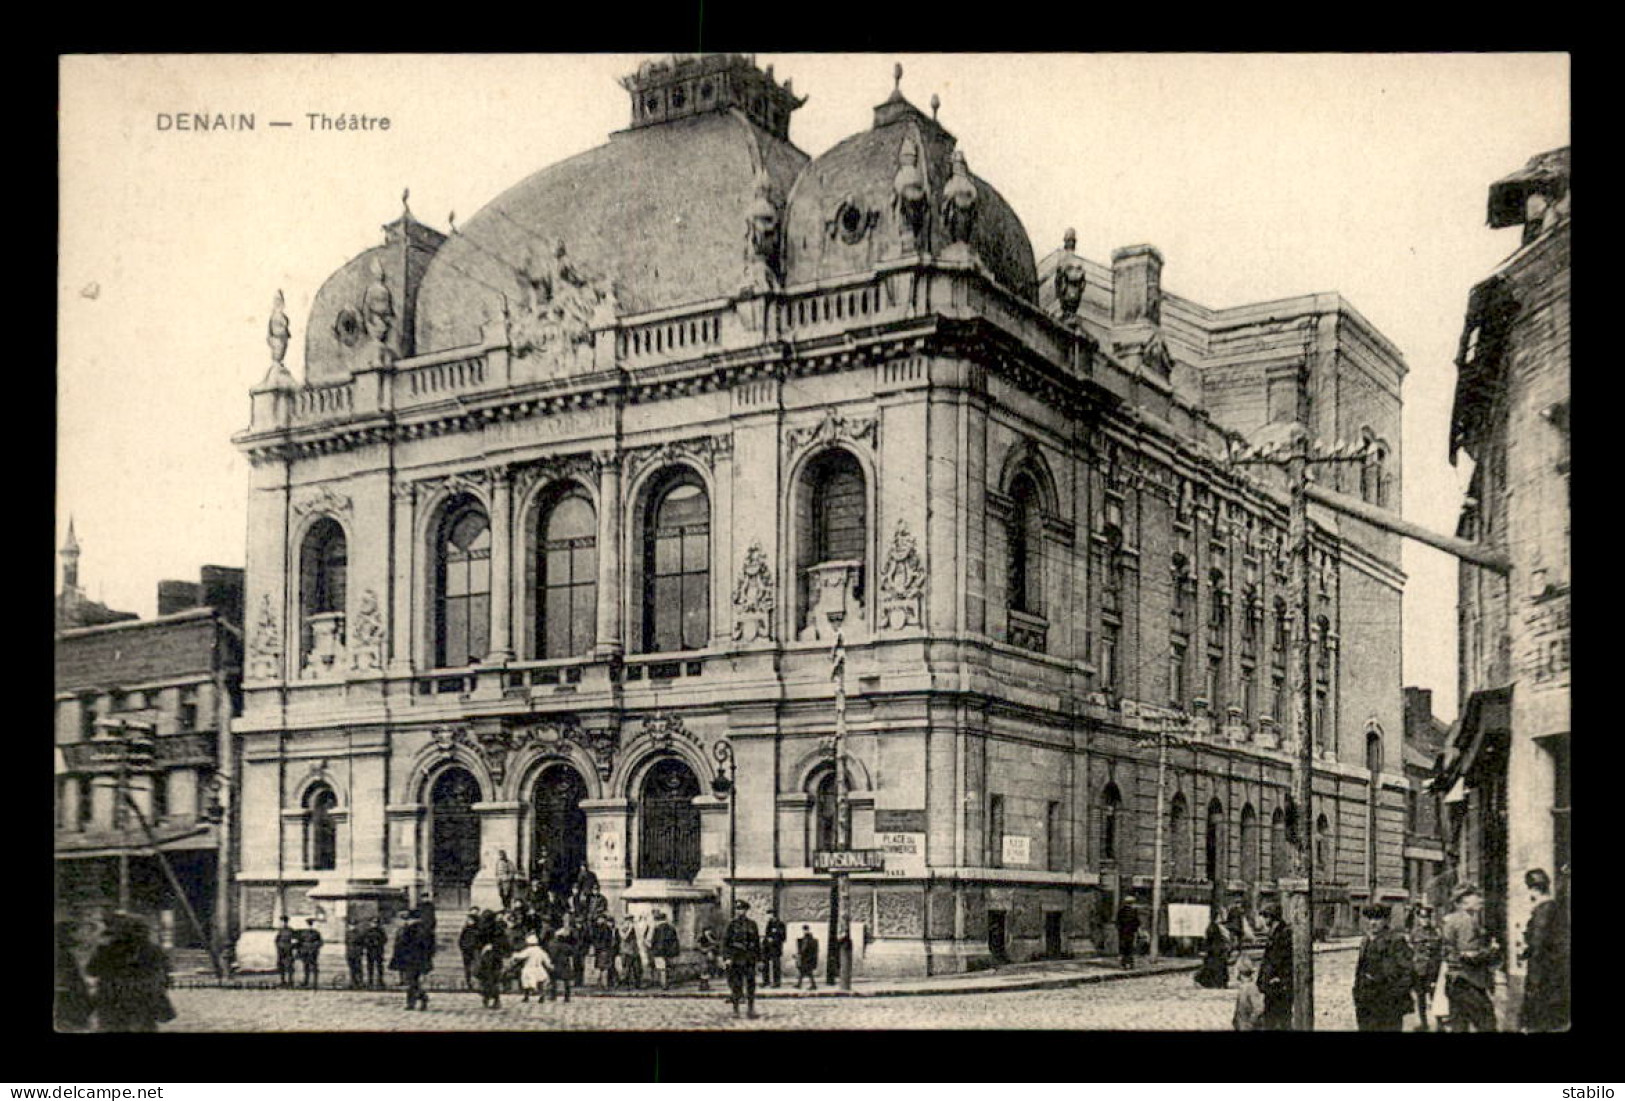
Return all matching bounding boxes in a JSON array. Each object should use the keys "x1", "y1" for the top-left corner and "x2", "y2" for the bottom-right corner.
[{"x1": 166, "y1": 950, "x2": 1382, "y2": 1032}]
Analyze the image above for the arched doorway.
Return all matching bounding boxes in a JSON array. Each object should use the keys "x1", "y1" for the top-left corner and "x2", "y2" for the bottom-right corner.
[
  {"x1": 532, "y1": 762, "x2": 588, "y2": 896},
  {"x1": 429, "y1": 767, "x2": 481, "y2": 911},
  {"x1": 637, "y1": 757, "x2": 700, "y2": 880}
]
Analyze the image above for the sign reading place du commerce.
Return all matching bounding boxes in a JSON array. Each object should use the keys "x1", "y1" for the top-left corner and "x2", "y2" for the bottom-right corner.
[{"x1": 813, "y1": 849, "x2": 887, "y2": 874}]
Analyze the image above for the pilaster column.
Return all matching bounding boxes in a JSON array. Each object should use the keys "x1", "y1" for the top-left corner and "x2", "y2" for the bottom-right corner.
[
  {"x1": 389, "y1": 481, "x2": 416, "y2": 674},
  {"x1": 594, "y1": 451, "x2": 624, "y2": 659},
  {"x1": 485, "y1": 467, "x2": 514, "y2": 663}
]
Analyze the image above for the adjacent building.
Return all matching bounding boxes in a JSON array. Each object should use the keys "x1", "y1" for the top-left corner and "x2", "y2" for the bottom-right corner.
[
  {"x1": 229, "y1": 54, "x2": 1410, "y2": 975},
  {"x1": 1401, "y1": 686, "x2": 1449, "y2": 912},
  {"x1": 54, "y1": 547, "x2": 244, "y2": 957},
  {"x1": 1437, "y1": 145, "x2": 1570, "y2": 1009}
]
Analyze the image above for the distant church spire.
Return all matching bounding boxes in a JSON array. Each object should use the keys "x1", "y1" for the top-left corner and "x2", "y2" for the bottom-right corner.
[{"x1": 61, "y1": 516, "x2": 81, "y2": 593}]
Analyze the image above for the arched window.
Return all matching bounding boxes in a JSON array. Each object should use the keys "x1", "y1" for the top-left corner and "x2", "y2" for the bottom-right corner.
[
  {"x1": 638, "y1": 757, "x2": 701, "y2": 879},
  {"x1": 1101, "y1": 782, "x2": 1123, "y2": 863},
  {"x1": 1205, "y1": 798, "x2": 1225, "y2": 883},
  {"x1": 814, "y1": 769, "x2": 853, "y2": 857},
  {"x1": 1239, "y1": 804, "x2": 1259, "y2": 884},
  {"x1": 796, "y1": 449, "x2": 867, "y2": 633},
  {"x1": 306, "y1": 784, "x2": 338, "y2": 872},
  {"x1": 538, "y1": 492, "x2": 597, "y2": 658},
  {"x1": 1169, "y1": 793, "x2": 1190, "y2": 878},
  {"x1": 299, "y1": 517, "x2": 347, "y2": 673},
  {"x1": 1270, "y1": 806, "x2": 1289, "y2": 880},
  {"x1": 1366, "y1": 729, "x2": 1384, "y2": 776},
  {"x1": 1314, "y1": 813, "x2": 1333, "y2": 879},
  {"x1": 435, "y1": 501, "x2": 490, "y2": 668},
  {"x1": 1007, "y1": 469, "x2": 1044, "y2": 616},
  {"x1": 1272, "y1": 598, "x2": 1289, "y2": 657},
  {"x1": 643, "y1": 474, "x2": 710, "y2": 653}
]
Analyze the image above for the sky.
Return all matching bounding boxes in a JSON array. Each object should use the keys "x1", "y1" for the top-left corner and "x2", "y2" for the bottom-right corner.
[{"x1": 57, "y1": 53, "x2": 1570, "y2": 721}]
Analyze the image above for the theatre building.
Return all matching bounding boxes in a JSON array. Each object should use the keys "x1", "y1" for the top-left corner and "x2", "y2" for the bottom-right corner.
[{"x1": 231, "y1": 54, "x2": 1408, "y2": 974}]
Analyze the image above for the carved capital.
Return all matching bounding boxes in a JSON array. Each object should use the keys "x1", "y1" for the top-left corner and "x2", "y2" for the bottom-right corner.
[
  {"x1": 292, "y1": 484, "x2": 352, "y2": 519},
  {"x1": 785, "y1": 408, "x2": 877, "y2": 459}
]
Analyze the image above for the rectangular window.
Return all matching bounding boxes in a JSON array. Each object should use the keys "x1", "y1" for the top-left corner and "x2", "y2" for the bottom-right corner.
[
  {"x1": 1271, "y1": 676, "x2": 1285, "y2": 723},
  {"x1": 1046, "y1": 800, "x2": 1064, "y2": 872},
  {"x1": 77, "y1": 777, "x2": 93, "y2": 830},
  {"x1": 151, "y1": 772, "x2": 169, "y2": 822},
  {"x1": 177, "y1": 687, "x2": 198, "y2": 732},
  {"x1": 1206, "y1": 656, "x2": 1223, "y2": 711},
  {"x1": 1170, "y1": 644, "x2": 1187, "y2": 706},
  {"x1": 1242, "y1": 666, "x2": 1257, "y2": 720},
  {"x1": 1099, "y1": 623, "x2": 1119, "y2": 690},
  {"x1": 989, "y1": 794, "x2": 1005, "y2": 869},
  {"x1": 79, "y1": 694, "x2": 98, "y2": 740}
]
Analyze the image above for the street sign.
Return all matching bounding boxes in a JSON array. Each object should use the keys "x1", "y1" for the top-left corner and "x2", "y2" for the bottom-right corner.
[{"x1": 814, "y1": 849, "x2": 885, "y2": 873}]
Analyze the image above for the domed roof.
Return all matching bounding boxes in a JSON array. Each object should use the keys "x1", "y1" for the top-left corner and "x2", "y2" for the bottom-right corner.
[
  {"x1": 304, "y1": 204, "x2": 445, "y2": 385},
  {"x1": 782, "y1": 87, "x2": 1037, "y2": 303},
  {"x1": 415, "y1": 109, "x2": 809, "y2": 353}
]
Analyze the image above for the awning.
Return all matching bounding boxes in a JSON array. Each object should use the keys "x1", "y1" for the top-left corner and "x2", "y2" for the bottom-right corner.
[{"x1": 1436, "y1": 685, "x2": 1513, "y2": 794}]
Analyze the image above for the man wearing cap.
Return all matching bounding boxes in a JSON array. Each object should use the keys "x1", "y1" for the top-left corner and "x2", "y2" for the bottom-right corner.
[
  {"x1": 457, "y1": 907, "x2": 482, "y2": 991},
  {"x1": 273, "y1": 915, "x2": 297, "y2": 988},
  {"x1": 648, "y1": 911, "x2": 680, "y2": 990},
  {"x1": 1442, "y1": 883, "x2": 1499, "y2": 1032},
  {"x1": 295, "y1": 917, "x2": 324, "y2": 989},
  {"x1": 389, "y1": 909, "x2": 436, "y2": 1011},
  {"x1": 1114, "y1": 898, "x2": 1141, "y2": 970},
  {"x1": 723, "y1": 899, "x2": 762, "y2": 1018},
  {"x1": 795, "y1": 924, "x2": 820, "y2": 990},
  {"x1": 1352, "y1": 903, "x2": 1413, "y2": 1031},
  {"x1": 1255, "y1": 904, "x2": 1294, "y2": 1030},
  {"x1": 761, "y1": 908, "x2": 788, "y2": 987},
  {"x1": 1409, "y1": 903, "x2": 1445, "y2": 1031}
]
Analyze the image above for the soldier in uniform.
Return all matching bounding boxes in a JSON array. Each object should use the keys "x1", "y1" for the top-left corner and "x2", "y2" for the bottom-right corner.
[
  {"x1": 389, "y1": 909, "x2": 436, "y2": 1011},
  {"x1": 1442, "y1": 883, "x2": 1500, "y2": 1032},
  {"x1": 1352, "y1": 903, "x2": 1414, "y2": 1031},
  {"x1": 795, "y1": 925, "x2": 820, "y2": 990},
  {"x1": 761, "y1": 909, "x2": 788, "y2": 987},
  {"x1": 1409, "y1": 904, "x2": 1445, "y2": 1031},
  {"x1": 362, "y1": 917, "x2": 388, "y2": 988},
  {"x1": 273, "y1": 915, "x2": 296, "y2": 988},
  {"x1": 344, "y1": 917, "x2": 366, "y2": 989},
  {"x1": 1114, "y1": 898, "x2": 1141, "y2": 970},
  {"x1": 723, "y1": 899, "x2": 762, "y2": 1019},
  {"x1": 295, "y1": 917, "x2": 324, "y2": 989}
]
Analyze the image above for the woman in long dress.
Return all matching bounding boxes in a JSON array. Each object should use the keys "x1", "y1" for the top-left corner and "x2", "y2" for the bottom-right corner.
[{"x1": 1195, "y1": 913, "x2": 1231, "y2": 989}]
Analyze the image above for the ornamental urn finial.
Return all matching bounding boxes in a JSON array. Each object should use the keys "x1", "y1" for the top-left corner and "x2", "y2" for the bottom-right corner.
[
  {"x1": 893, "y1": 63, "x2": 903, "y2": 94},
  {"x1": 930, "y1": 93, "x2": 940, "y2": 121}
]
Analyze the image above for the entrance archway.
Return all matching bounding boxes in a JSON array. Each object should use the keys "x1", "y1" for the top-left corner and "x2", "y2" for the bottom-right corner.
[
  {"x1": 637, "y1": 757, "x2": 701, "y2": 880},
  {"x1": 429, "y1": 767, "x2": 481, "y2": 911},
  {"x1": 532, "y1": 762, "x2": 588, "y2": 896}
]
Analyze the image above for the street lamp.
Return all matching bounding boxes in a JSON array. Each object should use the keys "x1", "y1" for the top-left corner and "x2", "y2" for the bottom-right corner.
[{"x1": 712, "y1": 737, "x2": 737, "y2": 912}]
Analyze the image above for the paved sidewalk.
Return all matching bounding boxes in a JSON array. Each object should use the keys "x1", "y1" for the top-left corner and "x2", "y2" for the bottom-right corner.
[{"x1": 173, "y1": 937, "x2": 1360, "y2": 999}]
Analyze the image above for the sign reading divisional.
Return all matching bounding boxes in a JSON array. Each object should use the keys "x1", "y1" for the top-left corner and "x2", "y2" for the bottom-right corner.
[{"x1": 813, "y1": 849, "x2": 886, "y2": 873}]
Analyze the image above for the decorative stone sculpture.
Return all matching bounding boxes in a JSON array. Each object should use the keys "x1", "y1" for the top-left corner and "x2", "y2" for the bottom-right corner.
[
  {"x1": 940, "y1": 148, "x2": 979, "y2": 249},
  {"x1": 892, "y1": 137, "x2": 928, "y2": 250},
  {"x1": 511, "y1": 240, "x2": 613, "y2": 359},
  {"x1": 731, "y1": 541, "x2": 775, "y2": 642},
  {"x1": 1054, "y1": 228, "x2": 1088, "y2": 323},
  {"x1": 743, "y1": 170, "x2": 781, "y2": 293},
  {"x1": 878, "y1": 520, "x2": 926, "y2": 630},
  {"x1": 247, "y1": 594, "x2": 282, "y2": 680},
  {"x1": 363, "y1": 257, "x2": 393, "y2": 344},
  {"x1": 349, "y1": 589, "x2": 385, "y2": 671},
  {"x1": 268, "y1": 289, "x2": 290, "y2": 365}
]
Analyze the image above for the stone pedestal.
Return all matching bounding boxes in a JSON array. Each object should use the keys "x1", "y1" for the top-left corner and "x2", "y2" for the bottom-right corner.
[
  {"x1": 799, "y1": 559, "x2": 866, "y2": 642},
  {"x1": 622, "y1": 879, "x2": 722, "y2": 979}
]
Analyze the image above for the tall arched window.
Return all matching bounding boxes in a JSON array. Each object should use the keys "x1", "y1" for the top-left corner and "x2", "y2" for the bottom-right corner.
[
  {"x1": 1314, "y1": 813, "x2": 1333, "y2": 879},
  {"x1": 1365, "y1": 729, "x2": 1384, "y2": 776},
  {"x1": 306, "y1": 784, "x2": 338, "y2": 872},
  {"x1": 638, "y1": 757, "x2": 701, "y2": 879},
  {"x1": 435, "y1": 500, "x2": 490, "y2": 668},
  {"x1": 796, "y1": 449, "x2": 867, "y2": 634},
  {"x1": 813, "y1": 769, "x2": 853, "y2": 856},
  {"x1": 1169, "y1": 793, "x2": 1190, "y2": 878},
  {"x1": 1205, "y1": 799, "x2": 1225, "y2": 883},
  {"x1": 1101, "y1": 782, "x2": 1123, "y2": 863},
  {"x1": 538, "y1": 491, "x2": 597, "y2": 658},
  {"x1": 1239, "y1": 804, "x2": 1259, "y2": 884},
  {"x1": 299, "y1": 517, "x2": 347, "y2": 673},
  {"x1": 1270, "y1": 806, "x2": 1289, "y2": 880},
  {"x1": 644, "y1": 474, "x2": 710, "y2": 653},
  {"x1": 1007, "y1": 469, "x2": 1044, "y2": 616}
]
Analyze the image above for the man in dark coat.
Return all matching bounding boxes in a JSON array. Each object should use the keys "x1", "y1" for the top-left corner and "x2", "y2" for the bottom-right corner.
[
  {"x1": 344, "y1": 917, "x2": 366, "y2": 989},
  {"x1": 295, "y1": 917, "x2": 324, "y2": 988},
  {"x1": 723, "y1": 899, "x2": 762, "y2": 1018},
  {"x1": 361, "y1": 917, "x2": 388, "y2": 988},
  {"x1": 1442, "y1": 883, "x2": 1499, "y2": 1032},
  {"x1": 457, "y1": 908, "x2": 482, "y2": 991},
  {"x1": 273, "y1": 914, "x2": 297, "y2": 987},
  {"x1": 86, "y1": 915, "x2": 172, "y2": 1033},
  {"x1": 1352, "y1": 904, "x2": 1414, "y2": 1031},
  {"x1": 1518, "y1": 867, "x2": 1570, "y2": 1032},
  {"x1": 55, "y1": 921, "x2": 94, "y2": 1032},
  {"x1": 761, "y1": 909, "x2": 788, "y2": 987},
  {"x1": 1114, "y1": 899, "x2": 1141, "y2": 970},
  {"x1": 648, "y1": 911, "x2": 681, "y2": 990},
  {"x1": 389, "y1": 910, "x2": 436, "y2": 1011},
  {"x1": 1256, "y1": 904, "x2": 1294, "y2": 1030},
  {"x1": 795, "y1": 925, "x2": 820, "y2": 990}
]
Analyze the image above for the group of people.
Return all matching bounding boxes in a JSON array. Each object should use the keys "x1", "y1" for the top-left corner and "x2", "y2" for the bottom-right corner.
[
  {"x1": 1113, "y1": 865, "x2": 1569, "y2": 1033},
  {"x1": 54, "y1": 914, "x2": 174, "y2": 1033},
  {"x1": 274, "y1": 914, "x2": 346, "y2": 988}
]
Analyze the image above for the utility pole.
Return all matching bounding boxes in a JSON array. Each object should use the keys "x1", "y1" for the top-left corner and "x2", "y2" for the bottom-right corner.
[
  {"x1": 830, "y1": 622, "x2": 853, "y2": 990},
  {"x1": 1144, "y1": 720, "x2": 1190, "y2": 964}
]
